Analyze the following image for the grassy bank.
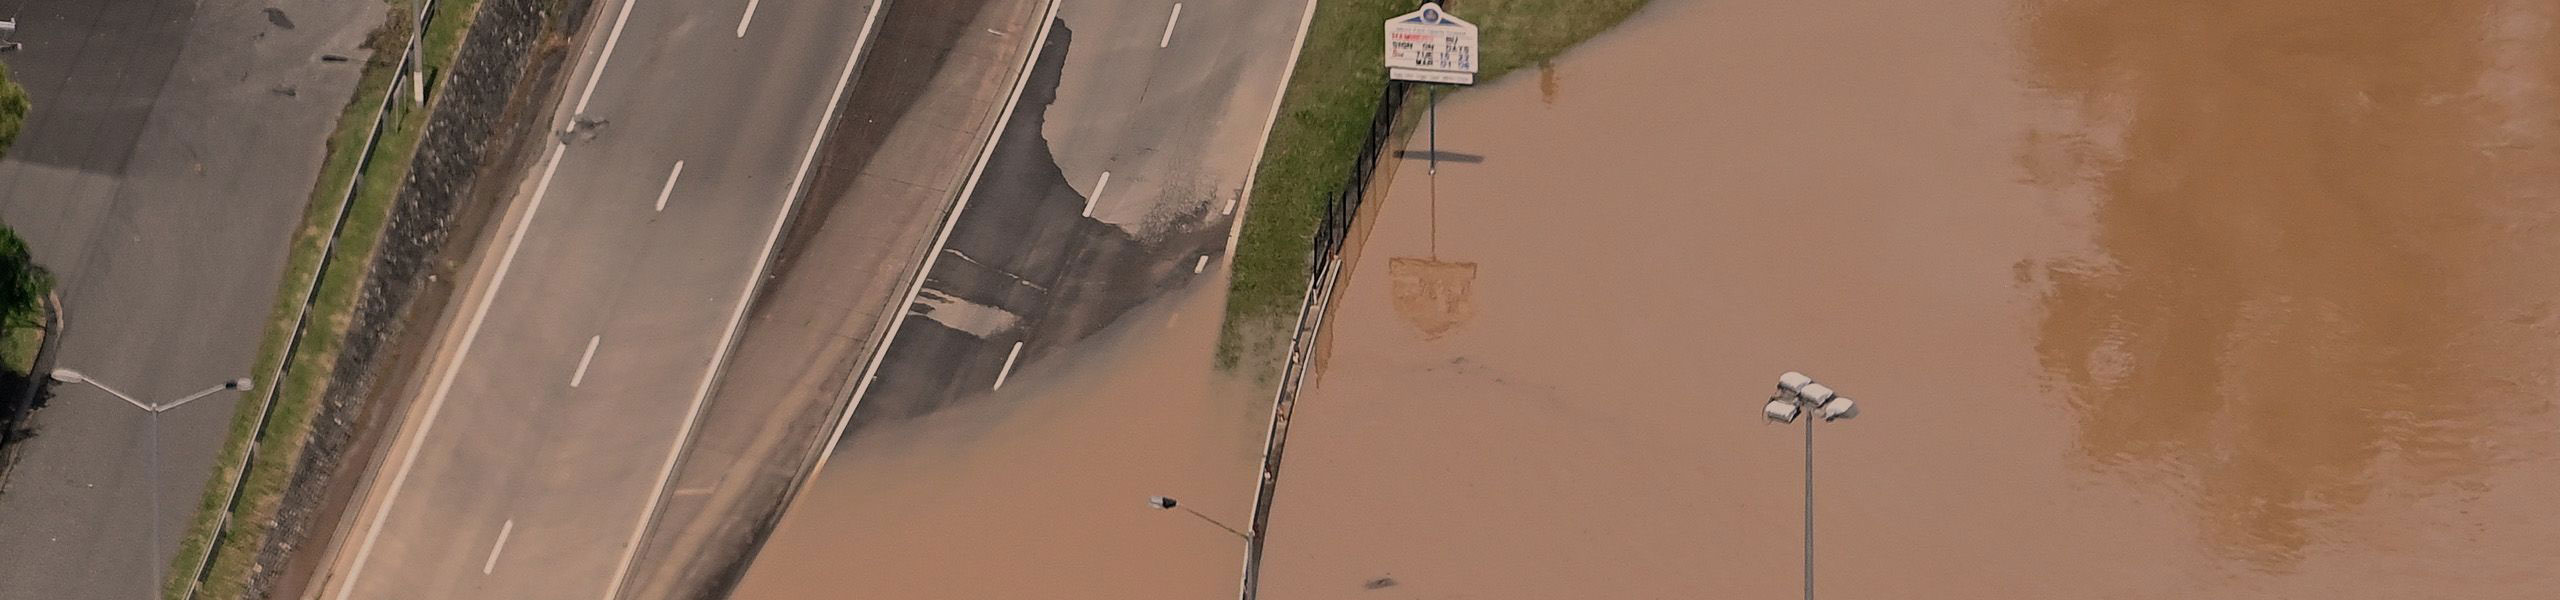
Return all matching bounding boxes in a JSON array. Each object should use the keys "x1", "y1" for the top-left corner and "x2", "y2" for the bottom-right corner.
[
  {"x1": 1, "y1": 62, "x2": 27, "y2": 155},
  {"x1": 1218, "y1": 0, "x2": 1652, "y2": 373},
  {"x1": 166, "y1": 0, "x2": 483, "y2": 597},
  {"x1": 0, "y1": 328, "x2": 34, "y2": 374},
  {"x1": 0, "y1": 223, "x2": 46, "y2": 383}
]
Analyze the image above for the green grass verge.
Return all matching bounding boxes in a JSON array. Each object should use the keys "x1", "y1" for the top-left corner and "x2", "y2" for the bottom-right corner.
[
  {"x1": 1217, "y1": 0, "x2": 1652, "y2": 374},
  {"x1": 165, "y1": 1, "x2": 483, "y2": 597},
  {"x1": 0, "y1": 217, "x2": 43, "y2": 374},
  {"x1": 1, "y1": 62, "x2": 29, "y2": 158},
  {"x1": 1, "y1": 326, "x2": 37, "y2": 376}
]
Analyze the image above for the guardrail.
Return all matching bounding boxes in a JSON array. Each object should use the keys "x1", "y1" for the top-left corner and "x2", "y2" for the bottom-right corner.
[
  {"x1": 174, "y1": 2, "x2": 444, "y2": 597},
  {"x1": 1237, "y1": 78, "x2": 1412, "y2": 600}
]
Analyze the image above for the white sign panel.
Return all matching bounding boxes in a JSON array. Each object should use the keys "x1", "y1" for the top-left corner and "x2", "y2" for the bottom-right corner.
[{"x1": 1384, "y1": 3, "x2": 1478, "y2": 85}]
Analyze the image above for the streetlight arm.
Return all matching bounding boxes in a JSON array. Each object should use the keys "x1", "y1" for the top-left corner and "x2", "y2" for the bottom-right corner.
[
  {"x1": 1181, "y1": 506, "x2": 1251, "y2": 541},
  {"x1": 155, "y1": 381, "x2": 241, "y2": 413},
  {"x1": 71, "y1": 379, "x2": 156, "y2": 412}
]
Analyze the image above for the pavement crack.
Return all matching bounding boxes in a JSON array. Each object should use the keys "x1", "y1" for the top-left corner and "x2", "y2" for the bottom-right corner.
[{"x1": 942, "y1": 248, "x2": 1050, "y2": 292}]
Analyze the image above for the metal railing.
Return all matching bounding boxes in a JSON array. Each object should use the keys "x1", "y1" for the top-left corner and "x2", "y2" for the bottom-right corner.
[
  {"x1": 174, "y1": 1, "x2": 446, "y2": 597},
  {"x1": 1237, "y1": 78, "x2": 1411, "y2": 600}
]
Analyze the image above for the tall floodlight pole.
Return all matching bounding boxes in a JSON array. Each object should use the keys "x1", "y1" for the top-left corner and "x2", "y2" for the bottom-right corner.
[{"x1": 1762, "y1": 371, "x2": 1859, "y2": 600}]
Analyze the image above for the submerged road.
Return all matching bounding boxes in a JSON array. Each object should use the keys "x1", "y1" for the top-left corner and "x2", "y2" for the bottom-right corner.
[
  {"x1": 840, "y1": 0, "x2": 1306, "y2": 431},
  {"x1": 316, "y1": 0, "x2": 881, "y2": 598},
  {"x1": 727, "y1": 0, "x2": 1308, "y2": 591}
]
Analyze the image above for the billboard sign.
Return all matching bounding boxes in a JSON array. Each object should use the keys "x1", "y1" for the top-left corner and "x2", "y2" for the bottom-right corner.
[{"x1": 1384, "y1": 3, "x2": 1478, "y2": 85}]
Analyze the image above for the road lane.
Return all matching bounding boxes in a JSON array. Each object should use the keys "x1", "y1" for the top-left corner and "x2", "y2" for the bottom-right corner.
[
  {"x1": 841, "y1": 0, "x2": 1307, "y2": 431},
  {"x1": 726, "y1": 0, "x2": 1308, "y2": 592},
  {"x1": 604, "y1": 0, "x2": 1067, "y2": 594},
  {"x1": 0, "y1": 1, "x2": 375, "y2": 597},
  {"x1": 318, "y1": 0, "x2": 881, "y2": 597}
]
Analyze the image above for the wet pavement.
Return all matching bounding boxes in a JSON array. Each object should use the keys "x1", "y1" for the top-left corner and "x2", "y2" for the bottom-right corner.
[
  {"x1": 1259, "y1": 0, "x2": 2560, "y2": 598},
  {"x1": 722, "y1": 0, "x2": 1311, "y2": 596}
]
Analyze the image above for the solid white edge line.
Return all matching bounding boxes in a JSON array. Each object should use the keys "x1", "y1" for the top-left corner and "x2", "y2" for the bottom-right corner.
[
  {"x1": 802, "y1": 0, "x2": 1066, "y2": 493},
  {"x1": 992, "y1": 341, "x2": 1025, "y2": 390},
  {"x1": 571, "y1": 335, "x2": 602, "y2": 387},
  {"x1": 1083, "y1": 171, "x2": 1109, "y2": 217},
  {"x1": 1159, "y1": 3, "x2": 1182, "y2": 48},
  {"x1": 332, "y1": 142, "x2": 568, "y2": 600},
  {"x1": 735, "y1": 0, "x2": 761, "y2": 38},
  {"x1": 482, "y1": 520, "x2": 516, "y2": 575},
  {"x1": 653, "y1": 161, "x2": 685, "y2": 211},
  {"x1": 573, "y1": 0, "x2": 643, "y2": 115},
  {"x1": 1222, "y1": 0, "x2": 1321, "y2": 253},
  {"x1": 332, "y1": 0, "x2": 661, "y2": 589},
  {"x1": 594, "y1": 2, "x2": 886, "y2": 598}
]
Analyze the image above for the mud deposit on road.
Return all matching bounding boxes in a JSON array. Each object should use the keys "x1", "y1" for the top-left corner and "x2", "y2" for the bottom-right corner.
[{"x1": 1260, "y1": 0, "x2": 2560, "y2": 598}]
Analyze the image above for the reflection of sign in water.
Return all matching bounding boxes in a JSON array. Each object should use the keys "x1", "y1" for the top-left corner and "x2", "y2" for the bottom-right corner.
[
  {"x1": 1384, "y1": 2, "x2": 1478, "y2": 85},
  {"x1": 1387, "y1": 257, "x2": 1477, "y2": 339}
]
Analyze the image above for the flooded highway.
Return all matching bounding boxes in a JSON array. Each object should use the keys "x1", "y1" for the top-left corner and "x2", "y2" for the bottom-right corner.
[
  {"x1": 1258, "y1": 0, "x2": 2560, "y2": 598},
  {"x1": 730, "y1": 280, "x2": 1267, "y2": 599}
]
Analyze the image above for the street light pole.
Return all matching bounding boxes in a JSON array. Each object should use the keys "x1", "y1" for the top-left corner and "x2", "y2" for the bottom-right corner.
[
  {"x1": 48, "y1": 369, "x2": 250, "y2": 413},
  {"x1": 44, "y1": 368, "x2": 251, "y2": 596},
  {"x1": 1762, "y1": 371, "x2": 1857, "y2": 600},
  {"x1": 1148, "y1": 495, "x2": 1250, "y2": 541}
]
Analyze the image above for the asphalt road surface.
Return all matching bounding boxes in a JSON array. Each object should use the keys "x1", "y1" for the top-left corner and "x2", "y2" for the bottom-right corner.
[
  {"x1": 314, "y1": 0, "x2": 883, "y2": 597},
  {"x1": 842, "y1": 0, "x2": 1305, "y2": 432},
  {"x1": 0, "y1": 0, "x2": 373, "y2": 597},
  {"x1": 729, "y1": 0, "x2": 1311, "y2": 591},
  {"x1": 606, "y1": 0, "x2": 1061, "y2": 595}
]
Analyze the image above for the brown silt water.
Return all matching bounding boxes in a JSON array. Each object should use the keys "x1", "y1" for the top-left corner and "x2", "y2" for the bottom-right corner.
[
  {"x1": 1259, "y1": 0, "x2": 2560, "y2": 598},
  {"x1": 730, "y1": 280, "x2": 1265, "y2": 599}
]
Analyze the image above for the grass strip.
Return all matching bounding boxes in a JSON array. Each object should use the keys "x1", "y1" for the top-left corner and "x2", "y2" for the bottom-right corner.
[
  {"x1": 1, "y1": 326, "x2": 36, "y2": 376},
  {"x1": 165, "y1": 0, "x2": 483, "y2": 597},
  {"x1": 1217, "y1": 0, "x2": 1651, "y2": 374}
]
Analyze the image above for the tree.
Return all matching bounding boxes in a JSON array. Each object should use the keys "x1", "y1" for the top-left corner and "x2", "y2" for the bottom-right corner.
[
  {"x1": 0, "y1": 63, "x2": 40, "y2": 327},
  {"x1": 1, "y1": 61, "x2": 27, "y2": 160},
  {"x1": 0, "y1": 226, "x2": 42, "y2": 329}
]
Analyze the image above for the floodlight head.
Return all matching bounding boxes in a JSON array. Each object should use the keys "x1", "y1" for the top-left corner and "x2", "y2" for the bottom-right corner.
[
  {"x1": 1797, "y1": 383, "x2": 1837, "y2": 407},
  {"x1": 1148, "y1": 496, "x2": 1177, "y2": 510},
  {"x1": 1763, "y1": 399, "x2": 1801, "y2": 424},
  {"x1": 1820, "y1": 398, "x2": 1858, "y2": 422},
  {"x1": 227, "y1": 378, "x2": 254, "y2": 391},
  {"x1": 1777, "y1": 372, "x2": 1814, "y2": 395},
  {"x1": 48, "y1": 368, "x2": 84, "y2": 384}
]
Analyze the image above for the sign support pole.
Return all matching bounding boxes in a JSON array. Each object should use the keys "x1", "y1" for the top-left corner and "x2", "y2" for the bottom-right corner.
[{"x1": 1386, "y1": 2, "x2": 1470, "y2": 260}]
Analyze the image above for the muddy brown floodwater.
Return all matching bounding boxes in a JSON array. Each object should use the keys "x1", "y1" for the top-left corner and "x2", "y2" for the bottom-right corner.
[
  {"x1": 731, "y1": 277, "x2": 1269, "y2": 599},
  {"x1": 1260, "y1": 0, "x2": 2560, "y2": 598}
]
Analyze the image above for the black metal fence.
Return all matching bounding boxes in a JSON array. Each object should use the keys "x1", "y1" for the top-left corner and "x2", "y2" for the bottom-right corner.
[{"x1": 1238, "y1": 78, "x2": 1412, "y2": 600}]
